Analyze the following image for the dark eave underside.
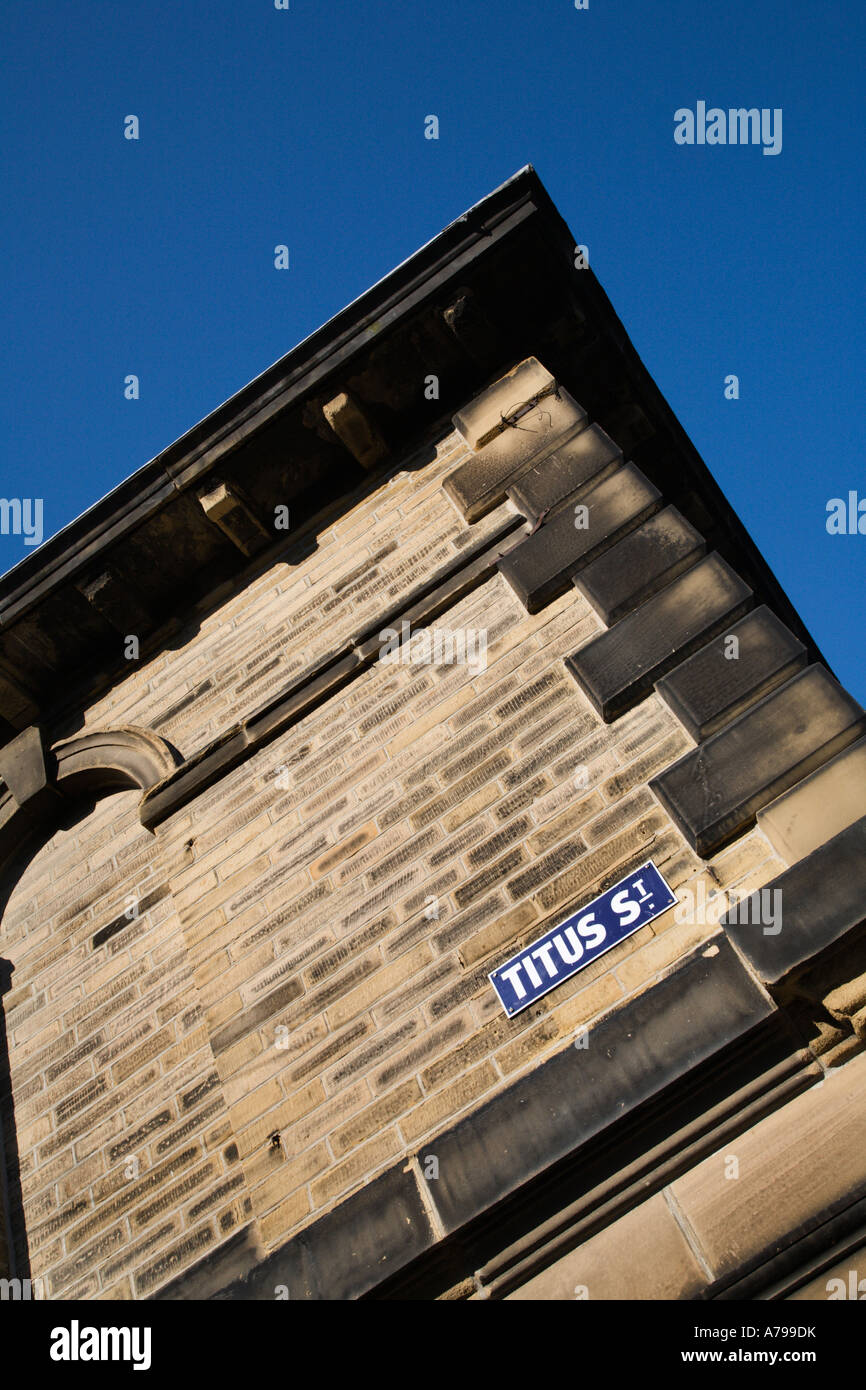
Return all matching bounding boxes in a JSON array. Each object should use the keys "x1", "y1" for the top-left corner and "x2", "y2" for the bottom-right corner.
[{"x1": 0, "y1": 166, "x2": 826, "y2": 743}]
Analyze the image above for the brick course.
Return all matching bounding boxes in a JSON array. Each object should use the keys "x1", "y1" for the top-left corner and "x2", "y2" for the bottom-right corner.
[{"x1": 1, "y1": 412, "x2": 804, "y2": 1291}]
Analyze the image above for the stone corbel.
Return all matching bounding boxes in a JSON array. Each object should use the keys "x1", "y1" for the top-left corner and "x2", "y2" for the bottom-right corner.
[
  {"x1": 0, "y1": 725, "x2": 62, "y2": 823},
  {"x1": 197, "y1": 480, "x2": 271, "y2": 558},
  {"x1": 76, "y1": 566, "x2": 152, "y2": 635},
  {"x1": 321, "y1": 391, "x2": 388, "y2": 471}
]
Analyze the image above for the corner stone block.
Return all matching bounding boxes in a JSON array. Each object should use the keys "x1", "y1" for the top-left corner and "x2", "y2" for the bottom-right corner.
[
  {"x1": 650, "y1": 665, "x2": 866, "y2": 857},
  {"x1": 654, "y1": 605, "x2": 807, "y2": 742},
  {"x1": 721, "y1": 815, "x2": 866, "y2": 985},
  {"x1": 452, "y1": 357, "x2": 557, "y2": 450},
  {"x1": 566, "y1": 553, "x2": 753, "y2": 721},
  {"x1": 575, "y1": 505, "x2": 706, "y2": 626},
  {"x1": 443, "y1": 389, "x2": 588, "y2": 523},
  {"x1": 757, "y1": 734, "x2": 866, "y2": 864},
  {"x1": 507, "y1": 423, "x2": 624, "y2": 526},
  {"x1": 497, "y1": 462, "x2": 661, "y2": 613}
]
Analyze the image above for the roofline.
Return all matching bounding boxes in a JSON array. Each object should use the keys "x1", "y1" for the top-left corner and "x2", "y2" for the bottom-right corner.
[{"x1": 0, "y1": 166, "x2": 546, "y2": 620}]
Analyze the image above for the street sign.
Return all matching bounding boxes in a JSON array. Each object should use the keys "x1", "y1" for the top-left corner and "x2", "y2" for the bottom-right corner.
[{"x1": 489, "y1": 860, "x2": 676, "y2": 1017}]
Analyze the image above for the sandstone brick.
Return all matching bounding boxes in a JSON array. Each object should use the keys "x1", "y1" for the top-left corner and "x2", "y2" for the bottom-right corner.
[
  {"x1": 459, "y1": 900, "x2": 539, "y2": 969},
  {"x1": 537, "y1": 810, "x2": 668, "y2": 913},
  {"x1": 218, "y1": 1031, "x2": 264, "y2": 1080},
  {"x1": 310, "y1": 822, "x2": 378, "y2": 879},
  {"x1": 548, "y1": 972, "x2": 624, "y2": 1036},
  {"x1": 259, "y1": 1188, "x2": 311, "y2": 1249},
  {"x1": 332, "y1": 1079, "x2": 423, "y2": 1158},
  {"x1": 615, "y1": 923, "x2": 720, "y2": 993},
  {"x1": 252, "y1": 1142, "x2": 330, "y2": 1216},
  {"x1": 601, "y1": 730, "x2": 691, "y2": 801},
  {"x1": 526, "y1": 794, "x2": 602, "y2": 856},
  {"x1": 389, "y1": 686, "x2": 475, "y2": 754},
  {"x1": 707, "y1": 830, "x2": 774, "y2": 888},
  {"x1": 290, "y1": 1018, "x2": 374, "y2": 1087},
  {"x1": 371, "y1": 1013, "x2": 473, "y2": 1093},
  {"x1": 237, "y1": 1079, "x2": 325, "y2": 1158},
  {"x1": 310, "y1": 1130, "x2": 403, "y2": 1208},
  {"x1": 455, "y1": 847, "x2": 527, "y2": 909},
  {"x1": 227, "y1": 1078, "x2": 284, "y2": 1132},
  {"x1": 287, "y1": 1080, "x2": 370, "y2": 1153},
  {"x1": 324, "y1": 1016, "x2": 420, "y2": 1092},
  {"x1": 374, "y1": 956, "x2": 460, "y2": 1026},
  {"x1": 133, "y1": 1225, "x2": 216, "y2": 1295}
]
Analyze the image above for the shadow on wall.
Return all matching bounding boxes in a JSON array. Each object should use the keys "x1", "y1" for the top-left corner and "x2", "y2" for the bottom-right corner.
[{"x1": 0, "y1": 798, "x2": 99, "y2": 1283}]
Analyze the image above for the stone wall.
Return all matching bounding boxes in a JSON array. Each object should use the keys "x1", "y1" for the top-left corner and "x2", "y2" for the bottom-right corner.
[
  {"x1": 2, "y1": 353, "x2": 865, "y2": 1300},
  {"x1": 1, "y1": 789, "x2": 246, "y2": 1298}
]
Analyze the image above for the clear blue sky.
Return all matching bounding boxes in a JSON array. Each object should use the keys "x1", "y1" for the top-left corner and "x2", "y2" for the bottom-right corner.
[{"x1": 2, "y1": 0, "x2": 864, "y2": 700}]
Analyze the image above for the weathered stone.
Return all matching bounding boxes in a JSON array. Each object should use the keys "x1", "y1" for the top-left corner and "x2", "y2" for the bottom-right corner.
[
  {"x1": 0, "y1": 724, "x2": 61, "y2": 816},
  {"x1": 721, "y1": 815, "x2": 866, "y2": 985},
  {"x1": 671, "y1": 1052, "x2": 866, "y2": 1281},
  {"x1": 655, "y1": 605, "x2": 807, "y2": 741},
  {"x1": 757, "y1": 734, "x2": 866, "y2": 864},
  {"x1": 197, "y1": 481, "x2": 270, "y2": 557},
  {"x1": 452, "y1": 357, "x2": 557, "y2": 449},
  {"x1": 575, "y1": 505, "x2": 706, "y2": 625},
  {"x1": 322, "y1": 391, "x2": 388, "y2": 470},
  {"x1": 498, "y1": 463, "x2": 661, "y2": 613},
  {"x1": 567, "y1": 554, "x2": 753, "y2": 720},
  {"x1": 507, "y1": 1192, "x2": 706, "y2": 1300},
  {"x1": 444, "y1": 389, "x2": 588, "y2": 522},
  {"x1": 507, "y1": 424, "x2": 623, "y2": 525},
  {"x1": 651, "y1": 666, "x2": 866, "y2": 856}
]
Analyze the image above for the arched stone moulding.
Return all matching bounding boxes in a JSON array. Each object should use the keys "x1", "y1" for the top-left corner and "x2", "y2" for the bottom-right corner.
[
  {"x1": 52, "y1": 727, "x2": 179, "y2": 795},
  {"x1": 0, "y1": 725, "x2": 181, "y2": 880}
]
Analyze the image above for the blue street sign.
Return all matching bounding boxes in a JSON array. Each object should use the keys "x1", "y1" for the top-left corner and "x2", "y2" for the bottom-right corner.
[{"x1": 489, "y1": 860, "x2": 676, "y2": 1017}]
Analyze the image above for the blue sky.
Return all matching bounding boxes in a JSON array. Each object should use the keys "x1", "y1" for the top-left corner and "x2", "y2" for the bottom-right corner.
[{"x1": 1, "y1": 0, "x2": 864, "y2": 700}]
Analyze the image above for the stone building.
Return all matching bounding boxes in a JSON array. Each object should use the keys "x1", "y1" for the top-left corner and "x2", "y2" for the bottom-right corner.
[{"x1": 1, "y1": 167, "x2": 865, "y2": 1302}]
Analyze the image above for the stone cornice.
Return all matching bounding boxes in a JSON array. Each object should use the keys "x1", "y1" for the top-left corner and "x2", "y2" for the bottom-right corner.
[{"x1": 0, "y1": 167, "x2": 827, "y2": 743}]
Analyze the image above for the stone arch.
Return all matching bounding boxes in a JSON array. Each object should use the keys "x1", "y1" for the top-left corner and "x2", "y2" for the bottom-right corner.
[
  {"x1": 0, "y1": 725, "x2": 180, "y2": 883},
  {"x1": 0, "y1": 724, "x2": 186, "y2": 1291},
  {"x1": 53, "y1": 727, "x2": 179, "y2": 796},
  {"x1": 0, "y1": 726, "x2": 244, "y2": 1299}
]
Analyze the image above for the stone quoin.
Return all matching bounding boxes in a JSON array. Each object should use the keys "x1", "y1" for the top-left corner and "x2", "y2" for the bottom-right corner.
[{"x1": 0, "y1": 168, "x2": 864, "y2": 1303}]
